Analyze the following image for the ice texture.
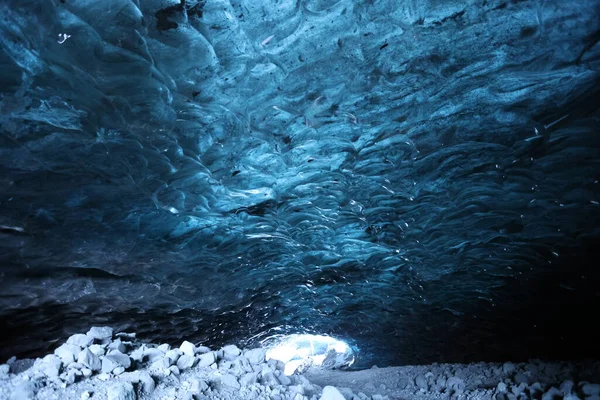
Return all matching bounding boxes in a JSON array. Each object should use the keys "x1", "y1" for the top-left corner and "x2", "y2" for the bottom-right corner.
[{"x1": 1, "y1": 0, "x2": 599, "y2": 366}]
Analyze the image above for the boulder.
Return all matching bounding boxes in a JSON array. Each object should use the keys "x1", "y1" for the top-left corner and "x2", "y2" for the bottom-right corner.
[
  {"x1": 106, "y1": 382, "x2": 135, "y2": 400},
  {"x1": 86, "y1": 327, "x2": 113, "y2": 340},
  {"x1": 67, "y1": 334, "x2": 93, "y2": 347},
  {"x1": 176, "y1": 355, "x2": 196, "y2": 371},
  {"x1": 78, "y1": 348, "x2": 101, "y2": 371},
  {"x1": 180, "y1": 341, "x2": 196, "y2": 357},
  {"x1": 54, "y1": 344, "x2": 81, "y2": 365},
  {"x1": 320, "y1": 386, "x2": 346, "y2": 400},
  {"x1": 197, "y1": 352, "x2": 216, "y2": 368},
  {"x1": 221, "y1": 374, "x2": 241, "y2": 389},
  {"x1": 244, "y1": 348, "x2": 266, "y2": 365}
]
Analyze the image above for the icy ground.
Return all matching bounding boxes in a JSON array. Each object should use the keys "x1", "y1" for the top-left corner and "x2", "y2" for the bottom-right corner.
[{"x1": 0, "y1": 328, "x2": 599, "y2": 400}]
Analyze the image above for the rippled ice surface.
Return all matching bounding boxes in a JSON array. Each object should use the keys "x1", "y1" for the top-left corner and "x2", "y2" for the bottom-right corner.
[{"x1": 1, "y1": 0, "x2": 599, "y2": 367}]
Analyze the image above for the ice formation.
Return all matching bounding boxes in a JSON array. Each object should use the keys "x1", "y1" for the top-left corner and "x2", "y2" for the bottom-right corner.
[{"x1": 1, "y1": 0, "x2": 599, "y2": 368}]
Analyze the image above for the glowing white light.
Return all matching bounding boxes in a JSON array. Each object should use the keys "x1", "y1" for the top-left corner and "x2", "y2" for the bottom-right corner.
[{"x1": 263, "y1": 334, "x2": 355, "y2": 375}]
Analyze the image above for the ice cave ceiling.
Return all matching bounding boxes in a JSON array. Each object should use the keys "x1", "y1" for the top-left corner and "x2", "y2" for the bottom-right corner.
[{"x1": 1, "y1": 0, "x2": 600, "y2": 367}]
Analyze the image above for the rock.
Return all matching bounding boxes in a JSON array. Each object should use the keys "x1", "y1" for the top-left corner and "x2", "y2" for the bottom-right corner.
[
  {"x1": 177, "y1": 355, "x2": 196, "y2": 370},
  {"x1": 98, "y1": 372, "x2": 111, "y2": 381},
  {"x1": 87, "y1": 326, "x2": 113, "y2": 340},
  {"x1": 81, "y1": 368, "x2": 92, "y2": 378},
  {"x1": 67, "y1": 334, "x2": 93, "y2": 347},
  {"x1": 0, "y1": 364, "x2": 10, "y2": 376},
  {"x1": 415, "y1": 375, "x2": 428, "y2": 390},
  {"x1": 197, "y1": 352, "x2": 216, "y2": 368},
  {"x1": 101, "y1": 356, "x2": 119, "y2": 374},
  {"x1": 541, "y1": 387, "x2": 562, "y2": 400},
  {"x1": 165, "y1": 349, "x2": 181, "y2": 365},
  {"x1": 180, "y1": 341, "x2": 196, "y2": 357},
  {"x1": 221, "y1": 373, "x2": 241, "y2": 389},
  {"x1": 514, "y1": 373, "x2": 530, "y2": 385},
  {"x1": 108, "y1": 339, "x2": 126, "y2": 353},
  {"x1": 107, "y1": 381, "x2": 135, "y2": 400},
  {"x1": 320, "y1": 386, "x2": 346, "y2": 400},
  {"x1": 89, "y1": 344, "x2": 106, "y2": 356},
  {"x1": 80, "y1": 391, "x2": 91, "y2": 400},
  {"x1": 261, "y1": 370, "x2": 280, "y2": 386},
  {"x1": 240, "y1": 372, "x2": 259, "y2": 386},
  {"x1": 497, "y1": 382, "x2": 507, "y2": 393},
  {"x1": 137, "y1": 371, "x2": 156, "y2": 393},
  {"x1": 447, "y1": 377, "x2": 465, "y2": 393},
  {"x1": 278, "y1": 372, "x2": 292, "y2": 386},
  {"x1": 39, "y1": 354, "x2": 62, "y2": 378},
  {"x1": 511, "y1": 382, "x2": 527, "y2": 396},
  {"x1": 244, "y1": 348, "x2": 266, "y2": 365},
  {"x1": 167, "y1": 365, "x2": 180, "y2": 376},
  {"x1": 54, "y1": 344, "x2": 81, "y2": 364},
  {"x1": 189, "y1": 378, "x2": 209, "y2": 393},
  {"x1": 222, "y1": 345, "x2": 241, "y2": 360},
  {"x1": 113, "y1": 366, "x2": 125, "y2": 375},
  {"x1": 130, "y1": 347, "x2": 144, "y2": 362},
  {"x1": 10, "y1": 381, "x2": 36, "y2": 400},
  {"x1": 582, "y1": 383, "x2": 600, "y2": 397},
  {"x1": 560, "y1": 380, "x2": 574, "y2": 395},
  {"x1": 106, "y1": 351, "x2": 131, "y2": 369},
  {"x1": 78, "y1": 348, "x2": 101, "y2": 371},
  {"x1": 503, "y1": 362, "x2": 516, "y2": 374},
  {"x1": 196, "y1": 346, "x2": 211, "y2": 354},
  {"x1": 144, "y1": 348, "x2": 164, "y2": 362},
  {"x1": 338, "y1": 387, "x2": 354, "y2": 399},
  {"x1": 157, "y1": 344, "x2": 170, "y2": 353}
]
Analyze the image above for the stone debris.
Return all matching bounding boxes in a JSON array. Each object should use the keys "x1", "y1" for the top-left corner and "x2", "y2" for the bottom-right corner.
[
  {"x1": 86, "y1": 326, "x2": 114, "y2": 340},
  {"x1": 0, "y1": 328, "x2": 598, "y2": 400}
]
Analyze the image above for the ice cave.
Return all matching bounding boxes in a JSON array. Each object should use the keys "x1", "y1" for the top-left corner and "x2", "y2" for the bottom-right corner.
[{"x1": 0, "y1": 0, "x2": 599, "y2": 399}]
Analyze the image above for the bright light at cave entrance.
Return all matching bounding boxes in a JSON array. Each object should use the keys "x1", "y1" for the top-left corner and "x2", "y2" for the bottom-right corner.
[{"x1": 263, "y1": 334, "x2": 355, "y2": 375}]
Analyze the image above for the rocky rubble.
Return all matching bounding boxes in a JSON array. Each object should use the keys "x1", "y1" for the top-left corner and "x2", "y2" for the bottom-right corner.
[
  {"x1": 0, "y1": 327, "x2": 387, "y2": 400},
  {"x1": 1, "y1": 328, "x2": 599, "y2": 400}
]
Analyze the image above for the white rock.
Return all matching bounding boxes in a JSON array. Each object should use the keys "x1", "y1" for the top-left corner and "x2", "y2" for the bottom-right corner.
[
  {"x1": 221, "y1": 373, "x2": 241, "y2": 389},
  {"x1": 108, "y1": 339, "x2": 126, "y2": 353},
  {"x1": 86, "y1": 326, "x2": 113, "y2": 340},
  {"x1": 222, "y1": 345, "x2": 241, "y2": 360},
  {"x1": 89, "y1": 344, "x2": 106, "y2": 356},
  {"x1": 101, "y1": 357, "x2": 119, "y2": 374},
  {"x1": 240, "y1": 372, "x2": 259, "y2": 387},
  {"x1": 137, "y1": 371, "x2": 155, "y2": 394},
  {"x1": 177, "y1": 355, "x2": 196, "y2": 370},
  {"x1": 81, "y1": 368, "x2": 92, "y2": 378},
  {"x1": 67, "y1": 334, "x2": 93, "y2": 347},
  {"x1": 196, "y1": 346, "x2": 211, "y2": 354},
  {"x1": 107, "y1": 381, "x2": 135, "y2": 400},
  {"x1": 167, "y1": 365, "x2": 180, "y2": 375},
  {"x1": 98, "y1": 372, "x2": 111, "y2": 381},
  {"x1": 39, "y1": 354, "x2": 62, "y2": 378},
  {"x1": 180, "y1": 341, "x2": 196, "y2": 357},
  {"x1": 144, "y1": 348, "x2": 164, "y2": 362},
  {"x1": 0, "y1": 364, "x2": 10, "y2": 376},
  {"x1": 80, "y1": 391, "x2": 91, "y2": 400},
  {"x1": 157, "y1": 344, "x2": 170, "y2": 353},
  {"x1": 197, "y1": 352, "x2": 216, "y2": 368},
  {"x1": 165, "y1": 349, "x2": 181, "y2": 365},
  {"x1": 130, "y1": 347, "x2": 144, "y2": 362},
  {"x1": 320, "y1": 386, "x2": 346, "y2": 400},
  {"x1": 189, "y1": 378, "x2": 209, "y2": 393},
  {"x1": 106, "y1": 351, "x2": 131, "y2": 369},
  {"x1": 244, "y1": 348, "x2": 266, "y2": 365},
  {"x1": 113, "y1": 366, "x2": 125, "y2": 375},
  {"x1": 78, "y1": 348, "x2": 101, "y2": 371},
  {"x1": 54, "y1": 344, "x2": 81, "y2": 364}
]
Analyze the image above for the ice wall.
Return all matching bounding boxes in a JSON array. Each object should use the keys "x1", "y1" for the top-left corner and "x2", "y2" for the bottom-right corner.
[{"x1": 1, "y1": 0, "x2": 599, "y2": 366}]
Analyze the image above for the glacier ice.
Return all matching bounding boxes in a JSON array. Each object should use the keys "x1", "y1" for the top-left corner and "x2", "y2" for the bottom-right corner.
[{"x1": 1, "y1": 0, "x2": 599, "y2": 366}]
